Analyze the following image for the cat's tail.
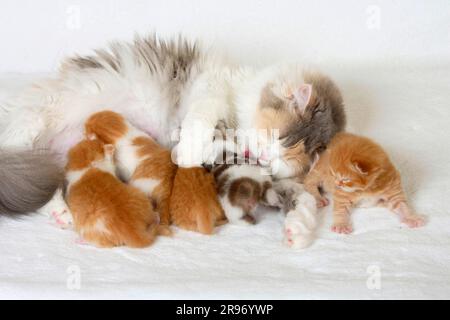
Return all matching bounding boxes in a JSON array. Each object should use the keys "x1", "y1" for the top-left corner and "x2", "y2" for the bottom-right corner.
[
  {"x1": 124, "y1": 221, "x2": 159, "y2": 248},
  {"x1": 196, "y1": 199, "x2": 224, "y2": 235},
  {"x1": 0, "y1": 149, "x2": 64, "y2": 217}
]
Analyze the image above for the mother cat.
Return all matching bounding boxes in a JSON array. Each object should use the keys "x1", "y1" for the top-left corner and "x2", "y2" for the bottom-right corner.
[{"x1": 0, "y1": 35, "x2": 346, "y2": 216}]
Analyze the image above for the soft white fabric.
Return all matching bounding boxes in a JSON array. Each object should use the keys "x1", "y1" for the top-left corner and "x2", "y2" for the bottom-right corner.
[{"x1": 0, "y1": 64, "x2": 449, "y2": 299}]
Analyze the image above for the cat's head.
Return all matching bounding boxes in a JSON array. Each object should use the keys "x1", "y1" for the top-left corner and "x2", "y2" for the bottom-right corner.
[
  {"x1": 229, "y1": 177, "x2": 263, "y2": 213},
  {"x1": 329, "y1": 157, "x2": 383, "y2": 192},
  {"x1": 252, "y1": 67, "x2": 346, "y2": 178},
  {"x1": 66, "y1": 139, "x2": 113, "y2": 171}
]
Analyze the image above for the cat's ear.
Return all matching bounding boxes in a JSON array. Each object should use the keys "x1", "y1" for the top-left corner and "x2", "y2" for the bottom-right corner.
[
  {"x1": 351, "y1": 160, "x2": 372, "y2": 175},
  {"x1": 87, "y1": 133, "x2": 97, "y2": 141},
  {"x1": 288, "y1": 84, "x2": 313, "y2": 114}
]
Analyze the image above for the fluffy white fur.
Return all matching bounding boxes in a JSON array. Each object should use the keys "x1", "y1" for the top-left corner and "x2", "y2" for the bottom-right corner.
[
  {"x1": 272, "y1": 178, "x2": 318, "y2": 249},
  {"x1": 284, "y1": 192, "x2": 318, "y2": 249}
]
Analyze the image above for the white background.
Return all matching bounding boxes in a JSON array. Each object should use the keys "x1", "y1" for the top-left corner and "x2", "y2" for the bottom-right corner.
[{"x1": 0, "y1": 0, "x2": 449, "y2": 73}]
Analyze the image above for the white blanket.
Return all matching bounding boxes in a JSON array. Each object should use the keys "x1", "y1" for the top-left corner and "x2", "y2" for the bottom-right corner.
[{"x1": 0, "y1": 64, "x2": 449, "y2": 299}]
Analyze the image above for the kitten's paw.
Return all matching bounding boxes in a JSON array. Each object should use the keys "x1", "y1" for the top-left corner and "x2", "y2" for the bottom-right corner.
[
  {"x1": 331, "y1": 223, "x2": 353, "y2": 234},
  {"x1": 284, "y1": 232, "x2": 314, "y2": 249},
  {"x1": 316, "y1": 197, "x2": 330, "y2": 208},
  {"x1": 103, "y1": 144, "x2": 115, "y2": 156},
  {"x1": 75, "y1": 237, "x2": 88, "y2": 245},
  {"x1": 51, "y1": 210, "x2": 73, "y2": 229},
  {"x1": 157, "y1": 225, "x2": 173, "y2": 237},
  {"x1": 402, "y1": 215, "x2": 426, "y2": 228}
]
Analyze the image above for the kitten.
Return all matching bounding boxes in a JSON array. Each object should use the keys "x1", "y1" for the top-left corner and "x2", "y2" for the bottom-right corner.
[
  {"x1": 0, "y1": 35, "x2": 346, "y2": 217},
  {"x1": 213, "y1": 162, "x2": 279, "y2": 225},
  {"x1": 169, "y1": 167, "x2": 227, "y2": 234},
  {"x1": 65, "y1": 139, "x2": 158, "y2": 248},
  {"x1": 85, "y1": 110, "x2": 176, "y2": 236},
  {"x1": 304, "y1": 132, "x2": 426, "y2": 234}
]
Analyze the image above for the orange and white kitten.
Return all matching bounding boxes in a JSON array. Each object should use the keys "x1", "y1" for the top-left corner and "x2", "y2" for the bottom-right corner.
[
  {"x1": 170, "y1": 167, "x2": 227, "y2": 234},
  {"x1": 304, "y1": 132, "x2": 426, "y2": 234},
  {"x1": 85, "y1": 111, "x2": 176, "y2": 235},
  {"x1": 65, "y1": 139, "x2": 158, "y2": 248}
]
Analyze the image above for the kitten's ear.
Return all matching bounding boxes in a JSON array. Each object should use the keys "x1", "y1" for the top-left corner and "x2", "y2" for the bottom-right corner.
[
  {"x1": 288, "y1": 84, "x2": 313, "y2": 114},
  {"x1": 352, "y1": 160, "x2": 377, "y2": 176},
  {"x1": 87, "y1": 133, "x2": 97, "y2": 141}
]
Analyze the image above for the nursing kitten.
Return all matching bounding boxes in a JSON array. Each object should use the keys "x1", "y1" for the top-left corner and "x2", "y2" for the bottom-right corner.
[
  {"x1": 65, "y1": 139, "x2": 158, "y2": 248},
  {"x1": 170, "y1": 167, "x2": 227, "y2": 234},
  {"x1": 85, "y1": 111, "x2": 176, "y2": 236},
  {"x1": 213, "y1": 162, "x2": 279, "y2": 225},
  {"x1": 304, "y1": 132, "x2": 426, "y2": 234},
  {"x1": 0, "y1": 35, "x2": 346, "y2": 217}
]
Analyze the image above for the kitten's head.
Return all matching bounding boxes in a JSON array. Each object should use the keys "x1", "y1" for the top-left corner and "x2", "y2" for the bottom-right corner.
[
  {"x1": 66, "y1": 139, "x2": 113, "y2": 171},
  {"x1": 330, "y1": 158, "x2": 383, "y2": 192},
  {"x1": 228, "y1": 177, "x2": 263, "y2": 213},
  {"x1": 328, "y1": 133, "x2": 387, "y2": 192},
  {"x1": 253, "y1": 68, "x2": 346, "y2": 178},
  {"x1": 85, "y1": 110, "x2": 128, "y2": 145}
]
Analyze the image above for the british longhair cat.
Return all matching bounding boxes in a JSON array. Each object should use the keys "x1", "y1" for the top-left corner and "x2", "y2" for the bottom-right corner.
[
  {"x1": 65, "y1": 139, "x2": 158, "y2": 248},
  {"x1": 85, "y1": 111, "x2": 176, "y2": 236},
  {"x1": 0, "y1": 35, "x2": 345, "y2": 218},
  {"x1": 169, "y1": 167, "x2": 227, "y2": 234},
  {"x1": 304, "y1": 132, "x2": 426, "y2": 234}
]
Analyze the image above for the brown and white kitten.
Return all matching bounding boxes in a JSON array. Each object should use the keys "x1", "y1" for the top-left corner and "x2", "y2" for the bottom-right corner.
[
  {"x1": 65, "y1": 139, "x2": 158, "y2": 248},
  {"x1": 212, "y1": 161, "x2": 279, "y2": 225},
  {"x1": 169, "y1": 167, "x2": 227, "y2": 234},
  {"x1": 304, "y1": 132, "x2": 426, "y2": 234},
  {"x1": 85, "y1": 111, "x2": 176, "y2": 236}
]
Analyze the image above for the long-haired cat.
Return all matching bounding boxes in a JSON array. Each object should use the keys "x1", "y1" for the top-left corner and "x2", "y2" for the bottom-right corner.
[
  {"x1": 304, "y1": 132, "x2": 426, "y2": 234},
  {"x1": 85, "y1": 110, "x2": 176, "y2": 236},
  {"x1": 169, "y1": 167, "x2": 227, "y2": 234},
  {"x1": 0, "y1": 35, "x2": 345, "y2": 217},
  {"x1": 65, "y1": 139, "x2": 158, "y2": 248}
]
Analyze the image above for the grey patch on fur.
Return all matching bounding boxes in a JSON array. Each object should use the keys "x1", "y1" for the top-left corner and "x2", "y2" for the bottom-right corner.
[
  {"x1": 0, "y1": 149, "x2": 64, "y2": 216},
  {"x1": 282, "y1": 72, "x2": 346, "y2": 156},
  {"x1": 62, "y1": 34, "x2": 201, "y2": 109},
  {"x1": 260, "y1": 84, "x2": 285, "y2": 111}
]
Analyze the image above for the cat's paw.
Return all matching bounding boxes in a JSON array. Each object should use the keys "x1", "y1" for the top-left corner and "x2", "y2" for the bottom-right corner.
[
  {"x1": 331, "y1": 222, "x2": 353, "y2": 234},
  {"x1": 316, "y1": 197, "x2": 330, "y2": 208},
  {"x1": 157, "y1": 225, "x2": 173, "y2": 237},
  {"x1": 51, "y1": 209, "x2": 73, "y2": 229},
  {"x1": 284, "y1": 228, "x2": 314, "y2": 249},
  {"x1": 176, "y1": 122, "x2": 214, "y2": 167},
  {"x1": 402, "y1": 215, "x2": 426, "y2": 228},
  {"x1": 103, "y1": 144, "x2": 115, "y2": 156}
]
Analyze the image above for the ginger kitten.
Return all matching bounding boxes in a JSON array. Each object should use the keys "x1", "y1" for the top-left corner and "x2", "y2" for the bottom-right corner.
[
  {"x1": 304, "y1": 132, "x2": 426, "y2": 234},
  {"x1": 169, "y1": 167, "x2": 227, "y2": 234},
  {"x1": 65, "y1": 139, "x2": 158, "y2": 248},
  {"x1": 85, "y1": 111, "x2": 176, "y2": 235}
]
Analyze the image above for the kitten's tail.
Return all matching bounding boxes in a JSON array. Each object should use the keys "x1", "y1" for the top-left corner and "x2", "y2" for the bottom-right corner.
[
  {"x1": 0, "y1": 149, "x2": 63, "y2": 216},
  {"x1": 196, "y1": 199, "x2": 223, "y2": 235},
  {"x1": 124, "y1": 221, "x2": 159, "y2": 248}
]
